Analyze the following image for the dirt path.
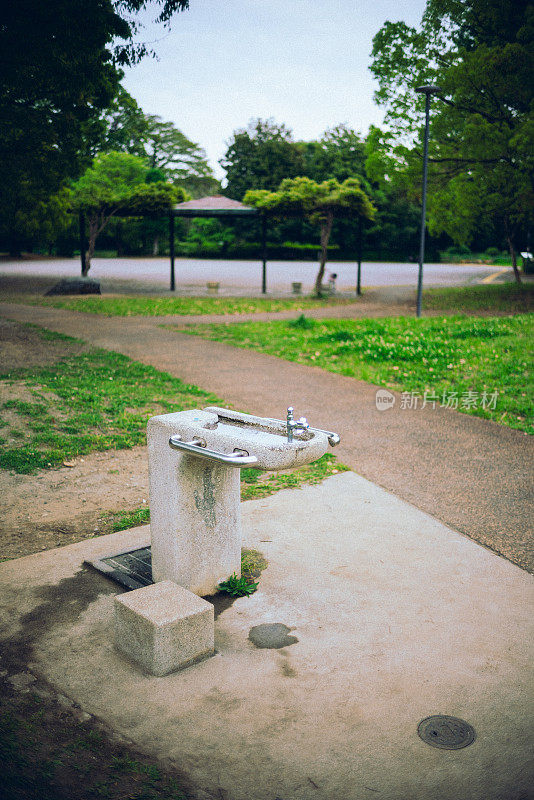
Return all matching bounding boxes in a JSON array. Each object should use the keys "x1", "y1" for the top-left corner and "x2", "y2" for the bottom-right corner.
[
  {"x1": 1, "y1": 445, "x2": 150, "y2": 560},
  {"x1": 1, "y1": 302, "x2": 532, "y2": 573}
]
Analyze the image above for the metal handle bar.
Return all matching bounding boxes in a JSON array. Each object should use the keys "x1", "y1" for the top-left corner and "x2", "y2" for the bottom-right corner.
[
  {"x1": 169, "y1": 435, "x2": 258, "y2": 468},
  {"x1": 311, "y1": 427, "x2": 340, "y2": 447}
]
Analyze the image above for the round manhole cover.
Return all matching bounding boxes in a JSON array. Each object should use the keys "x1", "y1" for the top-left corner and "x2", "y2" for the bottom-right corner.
[{"x1": 417, "y1": 715, "x2": 476, "y2": 750}]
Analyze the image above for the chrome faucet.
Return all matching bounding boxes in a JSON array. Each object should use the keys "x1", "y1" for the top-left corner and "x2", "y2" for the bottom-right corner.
[{"x1": 286, "y1": 406, "x2": 309, "y2": 443}]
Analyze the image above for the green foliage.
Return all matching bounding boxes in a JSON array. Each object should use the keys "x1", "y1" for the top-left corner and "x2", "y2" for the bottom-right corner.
[
  {"x1": 218, "y1": 119, "x2": 431, "y2": 261},
  {"x1": 245, "y1": 176, "x2": 375, "y2": 294},
  {"x1": 221, "y1": 118, "x2": 305, "y2": 201},
  {"x1": 182, "y1": 218, "x2": 236, "y2": 251},
  {"x1": 71, "y1": 151, "x2": 186, "y2": 272},
  {"x1": 95, "y1": 94, "x2": 217, "y2": 190},
  {"x1": 301, "y1": 125, "x2": 367, "y2": 183},
  {"x1": 78, "y1": 86, "x2": 218, "y2": 254},
  {"x1": 0, "y1": 1, "x2": 190, "y2": 256},
  {"x1": 245, "y1": 176, "x2": 375, "y2": 220},
  {"x1": 0, "y1": 0, "x2": 122, "y2": 254},
  {"x1": 370, "y1": 0, "x2": 534, "y2": 273},
  {"x1": 288, "y1": 314, "x2": 317, "y2": 330},
  {"x1": 71, "y1": 152, "x2": 148, "y2": 211},
  {"x1": 186, "y1": 314, "x2": 533, "y2": 433},
  {"x1": 105, "y1": 507, "x2": 151, "y2": 532},
  {"x1": 363, "y1": 125, "x2": 424, "y2": 260},
  {"x1": 218, "y1": 573, "x2": 258, "y2": 597},
  {"x1": 424, "y1": 283, "x2": 534, "y2": 314},
  {"x1": 240, "y1": 453, "x2": 349, "y2": 500},
  {"x1": 71, "y1": 152, "x2": 184, "y2": 215},
  {"x1": 93, "y1": 87, "x2": 149, "y2": 159},
  {"x1": 121, "y1": 181, "x2": 180, "y2": 214},
  {"x1": 143, "y1": 115, "x2": 213, "y2": 183}
]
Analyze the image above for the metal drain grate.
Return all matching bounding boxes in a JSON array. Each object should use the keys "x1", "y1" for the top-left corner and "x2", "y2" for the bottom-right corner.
[
  {"x1": 417, "y1": 715, "x2": 476, "y2": 750},
  {"x1": 87, "y1": 546, "x2": 154, "y2": 591}
]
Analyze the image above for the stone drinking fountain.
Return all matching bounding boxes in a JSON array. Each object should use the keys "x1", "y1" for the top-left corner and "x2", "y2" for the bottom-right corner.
[{"x1": 112, "y1": 406, "x2": 340, "y2": 675}]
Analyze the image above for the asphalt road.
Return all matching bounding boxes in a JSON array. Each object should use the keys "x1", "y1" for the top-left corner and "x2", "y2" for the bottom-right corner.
[{"x1": 0, "y1": 256, "x2": 501, "y2": 294}]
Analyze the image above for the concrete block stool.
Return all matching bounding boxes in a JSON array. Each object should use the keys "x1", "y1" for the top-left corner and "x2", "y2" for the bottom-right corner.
[{"x1": 114, "y1": 580, "x2": 214, "y2": 676}]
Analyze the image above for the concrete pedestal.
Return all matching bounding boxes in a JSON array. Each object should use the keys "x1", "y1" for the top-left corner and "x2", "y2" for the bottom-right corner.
[{"x1": 148, "y1": 410, "x2": 241, "y2": 596}]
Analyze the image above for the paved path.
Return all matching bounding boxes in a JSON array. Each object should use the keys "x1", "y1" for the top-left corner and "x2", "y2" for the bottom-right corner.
[
  {"x1": 1, "y1": 301, "x2": 532, "y2": 572},
  {"x1": 2, "y1": 474, "x2": 532, "y2": 800}
]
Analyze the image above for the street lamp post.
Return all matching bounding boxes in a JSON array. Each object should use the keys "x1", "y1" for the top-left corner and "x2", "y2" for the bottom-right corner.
[
  {"x1": 356, "y1": 214, "x2": 363, "y2": 296},
  {"x1": 415, "y1": 84, "x2": 441, "y2": 317}
]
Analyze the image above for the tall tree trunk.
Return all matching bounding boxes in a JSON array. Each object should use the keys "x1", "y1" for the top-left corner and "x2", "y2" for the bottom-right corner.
[
  {"x1": 314, "y1": 212, "x2": 334, "y2": 296},
  {"x1": 505, "y1": 216, "x2": 522, "y2": 284},
  {"x1": 8, "y1": 233, "x2": 23, "y2": 258},
  {"x1": 84, "y1": 217, "x2": 98, "y2": 276},
  {"x1": 116, "y1": 221, "x2": 124, "y2": 256},
  {"x1": 84, "y1": 210, "x2": 115, "y2": 276},
  {"x1": 152, "y1": 235, "x2": 160, "y2": 256},
  {"x1": 506, "y1": 238, "x2": 522, "y2": 284}
]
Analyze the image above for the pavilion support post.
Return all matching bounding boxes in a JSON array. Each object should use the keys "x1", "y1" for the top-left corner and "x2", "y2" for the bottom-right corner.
[
  {"x1": 261, "y1": 215, "x2": 267, "y2": 294},
  {"x1": 169, "y1": 213, "x2": 175, "y2": 291},
  {"x1": 79, "y1": 211, "x2": 86, "y2": 277}
]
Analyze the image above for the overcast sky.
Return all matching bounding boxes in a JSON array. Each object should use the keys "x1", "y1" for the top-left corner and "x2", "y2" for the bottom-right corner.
[{"x1": 122, "y1": 0, "x2": 427, "y2": 180}]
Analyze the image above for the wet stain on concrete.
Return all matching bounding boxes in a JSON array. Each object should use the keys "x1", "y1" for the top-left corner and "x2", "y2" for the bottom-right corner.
[
  {"x1": 248, "y1": 624, "x2": 298, "y2": 649},
  {"x1": 1, "y1": 568, "x2": 117, "y2": 672},
  {"x1": 193, "y1": 467, "x2": 216, "y2": 528},
  {"x1": 279, "y1": 655, "x2": 297, "y2": 678}
]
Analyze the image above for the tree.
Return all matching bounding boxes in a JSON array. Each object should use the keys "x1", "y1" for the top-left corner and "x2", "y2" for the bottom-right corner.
[
  {"x1": 143, "y1": 116, "x2": 216, "y2": 195},
  {"x1": 95, "y1": 94, "x2": 217, "y2": 196},
  {"x1": 96, "y1": 101, "x2": 217, "y2": 251},
  {"x1": 301, "y1": 125, "x2": 366, "y2": 183},
  {"x1": 221, "y1": 119, "x2": 305, "y2": 200},
  {"x1": 91, "y1": 86, "x2": 150, "y2": 159},
  {"x1": 71, "y1": 152, "x2": 186, "y2": 273},
  {"x1": 111, "y1": 2, "x2": 190, "y2": 66},
  {"x1": 245, "y1": 177, "x2": 375, "y2": 295},
  {"x1": 0, "y1": 0, "x2": 189, "y2": 255},
  {"x1": 362, "y1": 126, "x2": 425, "y2": 260},
  {"x1": 370, "y1": 0, "x2": 534, "y2": 282}
]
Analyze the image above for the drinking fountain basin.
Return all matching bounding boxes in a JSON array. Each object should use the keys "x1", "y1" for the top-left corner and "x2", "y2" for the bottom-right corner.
[
  {"x1": 167, "y1": 407, "x2": 330, "y2": 470},
  {"x1": 147, "y1": 406, "x2": 340, "y2": 596}
]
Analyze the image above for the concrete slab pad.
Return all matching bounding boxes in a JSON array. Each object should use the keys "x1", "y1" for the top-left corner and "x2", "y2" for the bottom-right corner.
[{"x1": 1, "y1": 473, "x2": 532, "y2": 800}]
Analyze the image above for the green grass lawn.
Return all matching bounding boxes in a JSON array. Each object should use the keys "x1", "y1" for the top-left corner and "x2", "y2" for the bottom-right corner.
[
  {"x1": 423, "y1": 282, "x2": 533, "y2": 314},
  {"x1": 182, "y1": 314, "x2": 533, "y2": 433},
  {"x1": 0, "y1": 340, "x2": 221, "y2": 473},
  {"x1": 20, "y1": 294, "x2": 354, "y2": 317},
  {"x1": 0, "y1": 328, "x2": 348, "y2": 489}
]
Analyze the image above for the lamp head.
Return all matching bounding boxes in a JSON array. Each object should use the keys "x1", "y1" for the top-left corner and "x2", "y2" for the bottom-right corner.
[{"x1": 415, "y1": 84, "x2": 442, "y2": 95}]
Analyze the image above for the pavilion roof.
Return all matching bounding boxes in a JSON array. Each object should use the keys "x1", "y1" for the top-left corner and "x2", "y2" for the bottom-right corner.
[{"x1": 172, "y1": 195, "x2": 258, "y2": 217}]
